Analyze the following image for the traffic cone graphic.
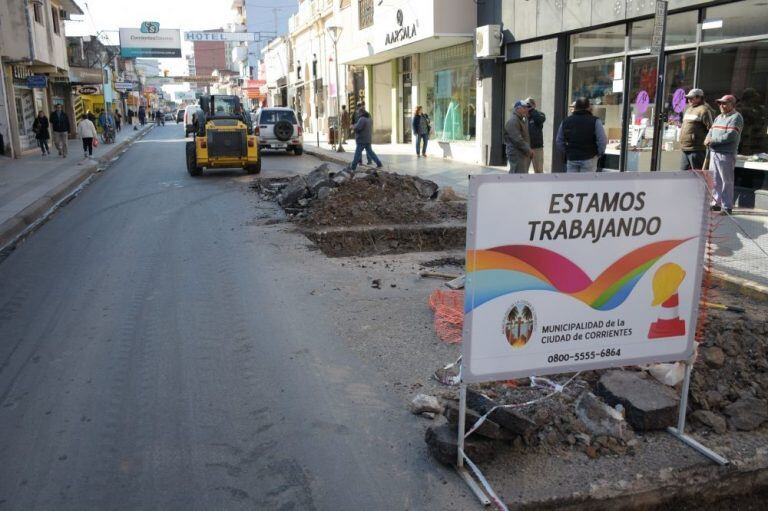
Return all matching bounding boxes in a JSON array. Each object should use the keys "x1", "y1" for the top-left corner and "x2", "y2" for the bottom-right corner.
[{"x1": 648, "y1": 263, "x2": 687, "y2": 339}]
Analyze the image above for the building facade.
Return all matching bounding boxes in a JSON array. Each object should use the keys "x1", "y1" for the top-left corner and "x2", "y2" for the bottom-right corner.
[
  {"x1": 337, "y1": 0, "x2": 477, "y2": 160},
  {"x1": 478, "y1": 0, "x2": 768, "y2": 196},
  {"x1": 0, "y1": 0, "x2": 82, "y2": 157}
]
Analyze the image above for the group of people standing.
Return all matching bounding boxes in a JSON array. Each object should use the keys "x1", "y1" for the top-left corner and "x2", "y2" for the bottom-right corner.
[
  {"x1": 30, "y1": 105, "x2": 137, "y2": 161},
  {"x1": 503, "y1": 89, "x2": 744, "y2": 214}
]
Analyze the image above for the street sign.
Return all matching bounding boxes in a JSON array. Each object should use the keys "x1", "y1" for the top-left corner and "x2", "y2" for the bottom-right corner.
[
  {"x1": 119, "y1": 27, "x2": 182, "y2": 58},
  {"x1": 114, "y1": 81, "x2": 134, "y2": 91},
  {"x1": 462, "y1": 172, "x2": 707, "y2": 383},
  {"x1": 650, "y1": 0, "x2": 668, "y2": 56},
  {"x1": 27, "y1": 75, "x2": 47, "y2": 88}
]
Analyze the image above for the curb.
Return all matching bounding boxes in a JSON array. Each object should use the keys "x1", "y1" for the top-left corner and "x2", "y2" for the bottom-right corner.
[
  {"x1": 0, "y1": 126, "x2": 154, "y2": 254},
  {"x1": 711, "y1": 270, "x2": 768, "y2": 303},
  {"x1": 304, "y1": 147, "x2": 351, "y2": 167}
]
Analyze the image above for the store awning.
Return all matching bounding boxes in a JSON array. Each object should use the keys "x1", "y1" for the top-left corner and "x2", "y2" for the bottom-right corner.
[{"x1": 341, "y1": 35, "x2": 473, "y2": 66}]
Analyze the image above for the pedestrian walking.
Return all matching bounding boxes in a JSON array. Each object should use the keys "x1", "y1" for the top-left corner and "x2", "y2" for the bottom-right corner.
[
  {"x1": 503, "y1": 100, "x2": 533, "y2": 173},
  {"x1": 340, "y1": 105, "x2": 350, "y2": 142},
  {"x1": 350, "y1": 110, "x2": 383, "y2": 171},
  {"x1": 138, "y1": 106, "x2": 146, "y2": 126},
  {"x1": 50, "y1": 103, "x2": 71, "y2": 158},
  {"x1": 555, "y1": 97, "x2": 607, "y2": 172},
  {"x1": 679, "y1": 88, "x2": 714, "y2": 170},
  {"x1": 32, "y1": 111, "x2": 51, "y2": 157},
  {"x1": 351, "y1": 102, "x2": 372, "y2": 164},
  {"x1": 77, "y1": 115, "x2": 98, "y2": 161},
  {"x1": 706, "y1": 94, "x2": 743, "y2": 214},
  {"x1": 525, "y1": 97, "x2": 546, "y2": 173},
  {"x1": 412, "y1": 105, "x2": 431, "y2": 157},
  {"x1": 114, "y1": 110, "x2": 122, "y2": 132},
  {"x1": 126, "y1": 109, "x2": 134, "y2": 126}
]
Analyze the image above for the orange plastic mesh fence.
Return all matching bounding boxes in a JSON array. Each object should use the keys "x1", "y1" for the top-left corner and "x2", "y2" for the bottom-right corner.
[{"x1": 428, "y1": 289, "x2": 464, "y2": 344}]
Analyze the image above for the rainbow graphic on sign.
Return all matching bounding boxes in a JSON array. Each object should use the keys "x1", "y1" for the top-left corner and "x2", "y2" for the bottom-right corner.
[{"x1": 465, "y1": 238, "x2": 694, "y2": 313}]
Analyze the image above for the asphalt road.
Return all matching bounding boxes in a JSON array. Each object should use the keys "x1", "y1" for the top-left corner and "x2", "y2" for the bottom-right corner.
[{"x1": 0, "y1": 125, "x2": 473, "y2": 510}]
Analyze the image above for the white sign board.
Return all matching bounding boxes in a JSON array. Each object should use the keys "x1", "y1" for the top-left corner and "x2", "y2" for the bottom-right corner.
[
  {"x1": 462, "y1": 172, "x2": 707, "y2": 383},
  {"x1": 119, "y1": 28, "x2": 182, "y2": 58},
  {"x1": 184, "y1": 31, "x2": 261, "y2": 42}
]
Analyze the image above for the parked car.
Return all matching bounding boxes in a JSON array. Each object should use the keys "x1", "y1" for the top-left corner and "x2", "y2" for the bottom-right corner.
[
  {"x1": 175, "y1": 109, "x2": 184, "y2": 123},
  {"x1": 253, "y1": 107, "x2": 303, "y2": 155},
  {"x1": 183, "y1": 105, "x2": 203, "y2": 137},
  {"x1": 164, "y1": 112, "x2": 175, "y2": 122}
]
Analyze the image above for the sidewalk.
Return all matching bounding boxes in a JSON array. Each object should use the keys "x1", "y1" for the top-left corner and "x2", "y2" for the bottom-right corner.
[
  {"x1": 305, "y1": 140, "x2": 768, "y2": 294},
  {"x1": 0, "y1": 123, "x2": 153, "y2": 250},
  {"x1": 304, "y1": 140, "x2": 505, "y2": 195}
]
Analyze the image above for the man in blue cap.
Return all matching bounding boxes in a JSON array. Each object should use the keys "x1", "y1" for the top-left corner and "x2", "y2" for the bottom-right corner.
[{"x1": 504, "y1": 100, "x2": 533, "y2": 173}]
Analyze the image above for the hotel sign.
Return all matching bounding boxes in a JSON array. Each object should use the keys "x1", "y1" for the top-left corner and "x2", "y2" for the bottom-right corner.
[{"x1": 384, "y1": 9, "x2": 417, "y2": 46}]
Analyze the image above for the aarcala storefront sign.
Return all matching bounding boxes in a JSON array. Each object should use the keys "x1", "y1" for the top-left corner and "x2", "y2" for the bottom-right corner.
[{"x1": 385, "y1": 9, "x2": 417, "y2": 46}]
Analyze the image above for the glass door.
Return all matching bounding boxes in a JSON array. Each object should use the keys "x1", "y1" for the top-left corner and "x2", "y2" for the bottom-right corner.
[
  {"x1": 625, "y1": 56, "x2": 658, "y2": 171},
  {"x1": 401, "y1": 57, "x2": 412, "y2": 144},
  {"x1": 657, "y1": 51, "x2": 697, "y2": 171}
]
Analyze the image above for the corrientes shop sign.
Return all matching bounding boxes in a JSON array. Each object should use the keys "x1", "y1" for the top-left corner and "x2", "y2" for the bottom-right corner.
[{"x1": 384, "y1": 9, "x2": 417, "y2": 46}]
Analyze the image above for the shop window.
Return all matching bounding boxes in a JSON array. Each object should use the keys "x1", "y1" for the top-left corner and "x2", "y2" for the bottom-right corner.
[
  {"x1": 358, "y1": 0, "x2": 373, "y2": 30},
  {"x1": 51, "y1": 8, "x2": 60, "y2": 34},
  {"x1": 703, "y1": 0, "x2": 768, "y2": 42},
  {"x1": 568, "y1": 57, "x2": 625, "y2": 169},
  {"x1": 504, "y1": 60, "x2": 542, "y2": 123},
  {"x1": 33, "y1": 2, "x2": 43, "y2": 24},
  {"x1": 630, "y1": 11, "x2": 697, "y2": 50},
  {"x1": 419, "y1": 44, "x2": 476, "y2": 142},
  {"x1": 570, "y1": 25, "x2": 626, "y2": 60},
  {"x1": 699, "y1": 41, "x2": 768, "y2": 158}
]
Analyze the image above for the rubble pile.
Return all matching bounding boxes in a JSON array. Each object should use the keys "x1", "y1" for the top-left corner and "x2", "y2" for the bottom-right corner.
[
  {"x1": 689, "y1": 310, "x2": 768, "y2": 433},
  {"x1": 251, "y1": 164, "x2": 466, "y2": 226}
]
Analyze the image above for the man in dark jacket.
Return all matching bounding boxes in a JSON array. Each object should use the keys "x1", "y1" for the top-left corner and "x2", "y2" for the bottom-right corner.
[
  {"x1": 679, "y1": 88, "x2": 714, "y2": 170},
  {"x1": 504, "y1": 100, "x2": 533, "y2": 173},
  {"x1": 525, "y1": 97, "x2": 546, "y2": 173},
  {"x1": 555, "y1": 97, "x2": 607, "y2": 172},
  {"x1": 50, "y1": 104, "x2": 71, "y2": 157},
  {"x1": 350, "y1": 110, "x2": 383, "y2": 171}
]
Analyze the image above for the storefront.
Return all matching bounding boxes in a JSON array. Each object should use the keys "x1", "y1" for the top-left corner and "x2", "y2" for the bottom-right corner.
[
  {"x1": 339, "y1": 0, "x2": 477, "y2": 159},
  {"x1": 481, "y1": 0, "x2": 768, "y2": 197}
]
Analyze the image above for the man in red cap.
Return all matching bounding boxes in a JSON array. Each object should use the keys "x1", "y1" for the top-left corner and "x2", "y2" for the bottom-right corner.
[{"x1": 705, "y1": 94, "x2": 743, "y2": 214}]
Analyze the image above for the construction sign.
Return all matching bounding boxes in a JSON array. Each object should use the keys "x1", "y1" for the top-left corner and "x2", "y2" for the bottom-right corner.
[{"x1": 462, "y1": 172, "x2": 707, "y2": 383}]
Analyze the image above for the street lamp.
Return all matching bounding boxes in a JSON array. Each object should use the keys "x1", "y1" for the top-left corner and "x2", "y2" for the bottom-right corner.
[{"x1": 326, "y1": 23, "x2": 344, "y2": 152}]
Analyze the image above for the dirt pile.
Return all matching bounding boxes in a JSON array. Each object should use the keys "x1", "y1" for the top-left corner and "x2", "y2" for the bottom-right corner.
[
  {"x1": 251, "y1": 165, "x2": 466, "y2": 227},
  {"x1": 299, "y1": 170, "x2": 465, "y2": 228},
  {"x1": 689, "y1": 308, "x2": 768, "y2": 433}
]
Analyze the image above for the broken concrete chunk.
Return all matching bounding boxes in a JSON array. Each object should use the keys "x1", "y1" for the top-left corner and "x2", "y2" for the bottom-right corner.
[
  {"x1": 443, "y1": 401, "x2": 513, "y2": 441},
  {"x1": 595, "y1": 370, "x2": 679, "y2": 431},
  {"x1": 575, "y1": 392, "x2": 628, "y2": 440},
  {"x1": 410, "y1": 394, "x2": 443, "y2": 415},
  {"x1": 278, "y1": 176, "x2": 308, "y2": 207},
  {"x1": 723, "y1": 395, "x2": 768, "y2": 431},
  {"x1": 305, "y1": 163, "x2": 330, "y2": 188},
  {"x1": 702, "y1": 346, "x2": 726, "y2": 368},
  {"x1": 424, "y1": 424, "x2": 495, "y2": 466},
  {"x1": 316, "y1": 186, "x2": 331, "y2": 201},
  {"x1": 466, "y1": 389, "x2": 538, "y2": 437},
  {"x1": 691, "y1": 409, "x2": 727, "y2": 434},
  {"x1": 412, "y1": 176, "x2": 439, "y2": 199}
]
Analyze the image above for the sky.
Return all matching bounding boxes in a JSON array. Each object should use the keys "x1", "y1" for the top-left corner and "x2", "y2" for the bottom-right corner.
[{"x1": 65, "y1": 0, "x2": 298, "y2": 96}]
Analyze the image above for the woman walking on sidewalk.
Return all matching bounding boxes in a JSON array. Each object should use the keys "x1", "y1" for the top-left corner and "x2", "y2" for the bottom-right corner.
[
  {"x1": 32, "y1": 111, "x2": 51, "y2": 157},
  {"x1": 412, "y1": 106, "x2": 431, "y2": 157},
  {"x1": 77, "y1": 115, "x2": 98, "y2": 162}
]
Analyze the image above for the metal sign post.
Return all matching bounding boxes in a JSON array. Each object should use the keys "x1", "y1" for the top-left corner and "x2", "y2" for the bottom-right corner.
[{"x1": 650, "y1": 0, "x2": 667, "y2": 172}]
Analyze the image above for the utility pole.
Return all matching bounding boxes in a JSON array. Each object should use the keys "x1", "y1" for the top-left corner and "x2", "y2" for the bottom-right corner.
[{"x1": 649, "y1": 0, "x2": 668, "y2": 172}]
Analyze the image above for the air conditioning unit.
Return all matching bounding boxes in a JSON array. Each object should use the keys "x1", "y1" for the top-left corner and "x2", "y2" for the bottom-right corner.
[{"x1": 475, "y1": 25, "x2": 502, "y2": 59}]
